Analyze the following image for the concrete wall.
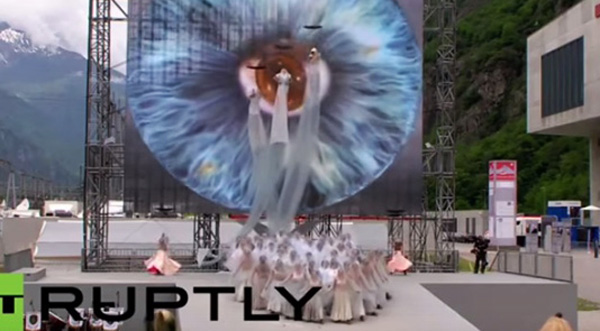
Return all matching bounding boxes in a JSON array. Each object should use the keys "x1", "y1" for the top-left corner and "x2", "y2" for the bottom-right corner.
[
  {"x1": 527, "y1": 0, "x2": 600, "y2": 136},
  {"x1": 455, "y1": 210, "x2": 488, "y2": 237},
  {"x1": 0, "y1": 218, "x2": 45, "y2": 256}
]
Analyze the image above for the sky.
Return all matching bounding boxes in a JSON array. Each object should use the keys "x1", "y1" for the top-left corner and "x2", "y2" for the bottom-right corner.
[{"x1": 0, "y1": 0, "x2": 128, "y2": 66}]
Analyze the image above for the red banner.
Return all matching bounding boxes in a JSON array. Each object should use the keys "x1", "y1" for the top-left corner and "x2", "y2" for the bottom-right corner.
[{"x1": 489, "y1": 161, "x2": 517, "y2": 181}]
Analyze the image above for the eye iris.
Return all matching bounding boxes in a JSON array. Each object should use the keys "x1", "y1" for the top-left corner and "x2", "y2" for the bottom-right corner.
[{"x1": 255, "y1": 51, "x2": 307, "y2": 111}]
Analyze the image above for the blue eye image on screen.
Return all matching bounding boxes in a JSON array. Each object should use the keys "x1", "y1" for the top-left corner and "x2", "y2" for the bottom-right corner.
[{"x1": 126, "y1": 0, "x2": 422, "y2": 213}]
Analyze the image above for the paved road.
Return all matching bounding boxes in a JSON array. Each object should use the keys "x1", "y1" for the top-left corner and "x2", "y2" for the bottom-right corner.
[{"x1": 457, "y1": 243, "x2": 600, "y2": 330}]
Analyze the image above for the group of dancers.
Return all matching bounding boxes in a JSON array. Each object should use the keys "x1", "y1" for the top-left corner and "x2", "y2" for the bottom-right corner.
[
  {"x1": 144, "y1": 229, "x2": 414, "y2": 325},
  {"x1": 225, "y1": 232, "x2": 412, "y2": 324}
]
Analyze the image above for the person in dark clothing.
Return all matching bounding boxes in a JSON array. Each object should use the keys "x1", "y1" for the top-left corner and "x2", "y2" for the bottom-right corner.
[{"x1": 472, "y1": 234, "x2": 490, "y2": 274}]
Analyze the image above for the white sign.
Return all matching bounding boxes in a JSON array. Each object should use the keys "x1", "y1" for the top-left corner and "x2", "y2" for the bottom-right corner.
[
  {"x1": 496, "y1": 217, "x2": 515, "y2": 239},
  {"x1": 496, "y1": 201, "x2": 516, "y2": 217},
  {"x1": 547, "y1": 201, "x2": 581, "y2": 207},
  {"x1": 489, "y1": 160, "x2": 518, "y2": 246}
]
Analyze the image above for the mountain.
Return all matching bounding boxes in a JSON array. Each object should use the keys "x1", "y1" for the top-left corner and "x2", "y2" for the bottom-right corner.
[
  {"x1": 429, "y1": 0, "x2": 588, "y2": 214},
  {"x1": 0, "y1": 22, "x2": 124, "y2": 187}
]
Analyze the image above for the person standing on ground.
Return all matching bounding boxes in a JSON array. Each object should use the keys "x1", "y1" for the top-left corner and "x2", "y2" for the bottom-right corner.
[{"x1": 472, "y1": 232, "x2": 490, "y2": 274}]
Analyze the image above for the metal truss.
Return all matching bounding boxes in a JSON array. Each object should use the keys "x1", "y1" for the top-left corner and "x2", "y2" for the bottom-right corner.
[
  {"x1": 0, "y1": 160, "x2": 17, "y2": 210},
  {"x1": 433, "y1": 0, "x2": 457, "y2": 259},
  {"x1": 0, "y1": 159, "x2": 61, "y2": 211},
  {"x1": 307, "y1": 214, "x2": 343, "y2": 238},
  {"x1": 193, "y1": 213, "x2": 221, "y2": 269},
  {"x1": 82, "y1": 0, "x2": 126, "y2": 270},
  {"x1": 387, "y1": 209, "x2": 404, "y2": 253},
  {"x1": 411, "y1": 0, "x2": 457, "y2": 271}
]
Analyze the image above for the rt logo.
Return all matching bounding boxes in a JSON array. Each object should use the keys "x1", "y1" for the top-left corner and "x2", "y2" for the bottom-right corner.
[{"x1": 0, "y1": 273, "x2": 24, "y2": 330}]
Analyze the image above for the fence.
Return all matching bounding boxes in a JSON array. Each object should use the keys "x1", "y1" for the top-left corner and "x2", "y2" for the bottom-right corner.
[
  {"x1": 494, "y1": 251, "x2": 573, "y2": 283},
  {"x1": 81, "y1": 247, "x2": 218, "y2": 272}
]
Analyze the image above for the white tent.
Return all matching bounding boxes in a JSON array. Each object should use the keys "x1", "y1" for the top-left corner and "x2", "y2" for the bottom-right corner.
[
  {"x1": 579, "y1": 206, "x2": 600, "y2": 252},
  {"x1": 581, "y1": 205, "x2": 600, "y2": 211},
  {"x1": 579, "y1": 206, "x2": 599, "y2": 226}
]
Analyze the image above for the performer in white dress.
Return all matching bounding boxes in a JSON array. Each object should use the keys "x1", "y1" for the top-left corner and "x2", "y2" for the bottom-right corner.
[
  {"x1": 226, "y1": 232, "x2": 396, "y2": 324},
  {"x1": 360, "y1": 259, "x2": 380, "y2": 316},
  {"x1": 232, "y1": 244, "x2": 255, "y2": 302},
  {"x1": 330, "y1": 269, "x2": 357, "y2": 323},
  {"x1": 373, "y1": 251, "x2": 392, "y2": 301},
  {"x1": 265, "y1": 260, "x2": 291, "y2": 314},
  {"x1": 251, "y1": 255, "x2": 271, "y2": 310},
  {"x1": 319, "y1": 260, "x2": 335, "y2": 315},
  {"x1": 302, "y1": 268, "x2": 325, "y2": 323},
  {"x1": 348, "y1": 261, "x2": 370, "y2": 321},
  {"x1": 280, "y1": 263, "x2": 308, "y2": 319}
]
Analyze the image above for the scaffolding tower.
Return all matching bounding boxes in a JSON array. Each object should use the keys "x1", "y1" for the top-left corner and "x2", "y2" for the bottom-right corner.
[
  {"x1": 0, "y1": 159, "x2": 17, "y2": 210},
  {"x1": 410, "y1": 0, "x2": 457, "y2": 271},
  {"x1": 82, "y1": 0, "x2": 126, "y2": 270}
]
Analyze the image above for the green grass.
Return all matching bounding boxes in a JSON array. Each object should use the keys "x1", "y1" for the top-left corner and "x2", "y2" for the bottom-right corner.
[
  {"x1": 578, "y1": 298, "x2": 600, "y2": 312},
  {"x1": 459, "y1": 258, "x2": 474, "y2": 272},
  {"x1": 458, "y1": 257, "x2": 496, "y2": 273}
]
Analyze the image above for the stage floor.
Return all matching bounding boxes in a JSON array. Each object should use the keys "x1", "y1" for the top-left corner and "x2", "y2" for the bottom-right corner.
[{"x1": 31, "y1": 262, "x2": 565, "y2": 331}]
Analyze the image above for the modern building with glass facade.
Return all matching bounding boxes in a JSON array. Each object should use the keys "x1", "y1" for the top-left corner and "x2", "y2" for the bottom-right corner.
[{"x1": 527, "y1": 0, "x2": 600, "y2": 223}]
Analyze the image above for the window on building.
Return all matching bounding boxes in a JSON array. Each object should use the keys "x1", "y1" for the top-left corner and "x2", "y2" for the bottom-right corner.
[
  {"x1": 541, "y1": 37, "x2": 584, "y2": 117},
  {"x1": 466, "y1": 217, "x2": 470, "y2": 235}
]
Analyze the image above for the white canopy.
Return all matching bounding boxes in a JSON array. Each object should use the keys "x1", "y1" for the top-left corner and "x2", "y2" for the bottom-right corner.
[{"x1": 581, "y1": 205, "x2": 600, "y2": 211}]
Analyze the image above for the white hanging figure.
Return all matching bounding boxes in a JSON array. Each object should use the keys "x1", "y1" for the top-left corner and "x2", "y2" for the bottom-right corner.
[
  {"x1": 239, "y1": 48, "x2": 322, "y2": 237},
  {"x1": 271, "y1": 48, "x2": 322, "y2": 230},
  {"x1": 238, "y1": 68, "x2": 293, "y2": 237},
  {"x1": 270, "y1": 68, "x2": 291, "y2": 145}
]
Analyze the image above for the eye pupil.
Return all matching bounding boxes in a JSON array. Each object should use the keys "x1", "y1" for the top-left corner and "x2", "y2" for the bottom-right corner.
[{"x1": 255, "y1": 46, "x2": 308, "y2": 111}]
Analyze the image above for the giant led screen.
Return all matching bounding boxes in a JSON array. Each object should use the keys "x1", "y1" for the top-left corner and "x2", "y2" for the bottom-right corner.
[{"x1": 125, "y1": 0, "x2": 423, "y2": 215}]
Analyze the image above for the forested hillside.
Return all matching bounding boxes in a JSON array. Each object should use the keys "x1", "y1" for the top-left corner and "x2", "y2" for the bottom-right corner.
[{"x1": 435, "y1": 0, "x2": 588, "y2": 213}]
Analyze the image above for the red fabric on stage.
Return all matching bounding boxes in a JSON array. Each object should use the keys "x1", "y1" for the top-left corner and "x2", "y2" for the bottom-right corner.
[{"x1": 148, "y1": 266, "x2": 162, "y2": 275}]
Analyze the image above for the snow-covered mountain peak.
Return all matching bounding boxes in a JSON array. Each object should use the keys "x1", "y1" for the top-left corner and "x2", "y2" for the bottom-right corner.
[{"x1": 0, "y1": 22, "x2": 62, "y2": 55}]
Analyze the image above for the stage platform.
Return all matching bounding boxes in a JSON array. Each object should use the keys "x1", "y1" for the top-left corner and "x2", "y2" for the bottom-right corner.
[
  {"x1": 28, "y1": 262, "x2": 577, "y2": 331},
  {"x1": 31, "y1": 219, "x2": 389, "y2": 258}
]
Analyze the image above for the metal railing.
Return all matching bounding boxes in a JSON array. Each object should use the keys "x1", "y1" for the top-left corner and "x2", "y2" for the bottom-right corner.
[
  {"x1": 494, "y1": 251, "x2": 573, "y2": 283},
  {"x1": 374, "y1": 249, "x2": 458, "y2": 273},
  {"x1": 409, "y1": 250, "x2": 459, "y2": 273},
  {"x1": 81, "y1": 247, "x2": 218, "y2": 272}
]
